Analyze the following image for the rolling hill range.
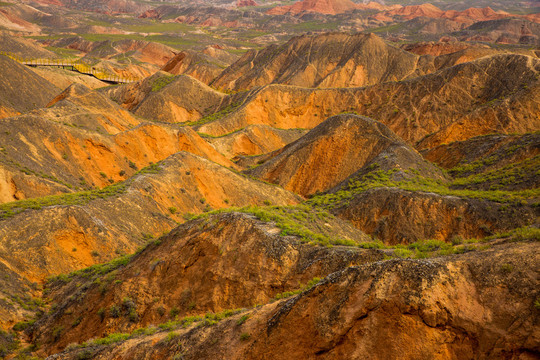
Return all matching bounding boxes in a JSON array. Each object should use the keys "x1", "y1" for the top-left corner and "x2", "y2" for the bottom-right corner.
[{"x1": 0, "y1": 10, "x2": 539, "y2": 360}]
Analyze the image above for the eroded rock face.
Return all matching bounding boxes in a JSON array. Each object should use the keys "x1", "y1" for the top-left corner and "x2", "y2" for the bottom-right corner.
[
  {"x1": 236, "y1": 0, "x2": 258, "y2": 7},
  {"x1": 332, "y1": 187, "x2": 538, "y2": 245},
  {"x1": 160, "y1": 51, "x2": 230, "y2": 85},
  {"x1": 242, "y1": 242, "x2": 540, "y2": 360},
  {"x1": 248, "y1": 114, "x2": 442, "y2": 197},
  {"x1": 31, "y1": 212, "x2": 377, "y2": 353},
  {"x1": 50, "y1": 241, "x2": 540, "y2": 360},
  {"x1": 207, "y1": 125, "x2": 308, "y2": 158}
]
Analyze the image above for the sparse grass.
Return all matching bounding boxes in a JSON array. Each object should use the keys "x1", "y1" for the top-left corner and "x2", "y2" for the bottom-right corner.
[
  {"x1": 68, "y1": 308, "x2": 247, "y2": 350},
  {"x1": 87, "y1": 332, "x2": 130, "y2": 346},
  {"x1": 307, "y1": 169, "x2": 539, "y2": 210},
  {"x1": 388, "y1": 226, "x2": 539, "y2": 259},
  {"x1": 45, "y1": 46, "x2": 80, "y2": 59},
  {"x1": 451, "y1": 155, "x2": 540, "y2": 191},
  {"x1": 192, "y1": 205, "x2": 365, "y2": 247},
  {"x1": 0, "y1": 162, "x2": 162, "y2": 220},
  {"x1": 181, "y1": 102, "x2": 241, "y2": 127},
  {"x1": 236, "y1": 314, "x2": 249, "y2": 326},
  {"x1": 273, "y1": 277, "x2": 321, "y2": 300},
  {"x1": 151, "y1": 76, "x2": 176, "y2": 92}
]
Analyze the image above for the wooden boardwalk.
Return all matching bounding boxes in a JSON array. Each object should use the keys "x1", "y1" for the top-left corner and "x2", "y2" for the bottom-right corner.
[{"x1": 0, "y1": 52, "x2": 138, "y2": 84}]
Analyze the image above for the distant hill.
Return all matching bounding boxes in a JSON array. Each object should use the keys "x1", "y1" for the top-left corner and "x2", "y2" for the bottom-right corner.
[{"x1": 211, "y1": 32, "x2": 420, "y2": 91}]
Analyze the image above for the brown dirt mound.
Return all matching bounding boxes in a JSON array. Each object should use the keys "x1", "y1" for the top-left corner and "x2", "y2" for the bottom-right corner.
[
  {"x1": 102, "y1": 73, "x2": 227, "y2": 124},
  {"x1": 206, "y1": 125, "x2": 308, "y2": 159}
]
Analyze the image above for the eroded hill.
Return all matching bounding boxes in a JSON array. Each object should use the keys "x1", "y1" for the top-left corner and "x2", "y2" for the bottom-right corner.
[
  {"x1": 0, "y1": 55, "x2": 60, "y2": 119},
  {"x1": 211, "y1": 32, "x2": 422, "y2": 91}
]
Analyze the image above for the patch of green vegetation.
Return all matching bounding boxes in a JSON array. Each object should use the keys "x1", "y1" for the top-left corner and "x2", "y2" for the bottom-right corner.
[
  {"x1": 0, "y1": 162, "x2": 162, "y2": 220},
  {"x1": 388, "y1": 226, "x2": 540, "y2": 259},
  {"x1": 88, "y1": 332, "x2": 130, "y2": 346},
  {"x1": 236, "y1": 314, "x2": 249, "y2": 326},
  {"x1": 181, "y1": 102, "x2": 242, "y2": 128},
  {"x1": 12, "y1": 320, "x2": 35, "y2": 332},
  {"x1": 273, "y1": 277, "x2": 321, "y2": 300},
  {"x1": 48, "y1": 253, "x2": 133, "y2": 285},
  {"x1": 451, "y1": 155, "x2": 540, "y2": 191},
  {"x1": 151, "y1": 75, "x2": 177, "y2": 92},
  {"x1": 123, "y1": 21, "x2": 194, "y2": 33},
  {"x1": 67, "y1": 307, "x2": 248, "y2": 350},
  {"x1": 196, "y1": 127, "x2": 245, "y2": 139},
  {"x1": 45, "y1": 46, "x2": 80, "y2": 59},
  {"x1": 192, "y1": 205, "x2": 370, "y2": 247},
  {"x1": 366, "y1": 23, "x2": 405, "y2": 34},
  {"x1": 8, "y1": 295, "x2": 45, "y2": 312},
  {"x1": 307, "y1": 169, "x2": 539, "y2": 209},
  {"x1": 0, "y1": 329, "x2": 19, "y2": 359},
  {"x1": 287, "y1": 21, "x2": 340, "y2": 32},
  {"x1": 0, "y1": 183, "x2": 126, "y2": 220}
]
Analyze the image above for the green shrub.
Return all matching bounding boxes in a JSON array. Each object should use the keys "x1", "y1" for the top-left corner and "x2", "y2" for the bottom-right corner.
[
  {"x1": 169, "y1": 307, "x2": 180, "y2": 319},
  {"x1": 236, "y1": 314, "x2": 249, "y2": 326}
]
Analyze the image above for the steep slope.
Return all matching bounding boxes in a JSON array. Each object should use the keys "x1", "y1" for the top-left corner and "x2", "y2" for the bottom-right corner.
[
  {"x1": 378, "y1": 4, "x2": 511, "y2": 25},
  {"x1": 330, "y1": 186, "x2": 537, "y2": 244},
  {"x1": 0, "y1": 6, "x2": 41, "y2": 33},
  {"x1": 267, "y1": 0, "x2": 358, "y2": 16},
  {"x1": 30, "y1": 67, "x2": 108, "y2": 90},
  {"x1": 102, "y1": 72, "x2": 228, "y2": 124},
  {"x1": 50, "y1": 0, "x2": 147, "y2": 14},
  {"x1": 247, "y1": 114, "x2": 444, "y2": 197},
  {"x1": 198, "y1": 54, "x2": 540, "y2": 150},
  {"x1": 30, "y1": 211, "x2": 375, "y2": 353},
  {"x1": 0, "y1": 32, "x2": 56, "y2": 58},
  {"x1": 45, "y1": 240, "x2": 540, "y2": 360},
  {"x1": 211, "y1": 32, "x2": 421, "y2": 91},
  {"x1": 0, "y1": 55, "x2": 60, "y2": 119},
  {"x1": 243, "y1": 115, "x2": 537, "y2": 244}
]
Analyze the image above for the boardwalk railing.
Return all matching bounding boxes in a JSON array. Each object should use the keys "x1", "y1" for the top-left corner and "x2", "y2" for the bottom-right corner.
[{"x1": 0, "y1": 51, "x2": 139, "y2": 84}]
